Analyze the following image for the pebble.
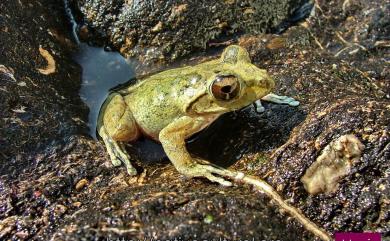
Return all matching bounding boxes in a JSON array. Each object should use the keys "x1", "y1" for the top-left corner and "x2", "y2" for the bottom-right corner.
[{"x1": 75, "y1": 179, "x2": 89, "y2": 191}]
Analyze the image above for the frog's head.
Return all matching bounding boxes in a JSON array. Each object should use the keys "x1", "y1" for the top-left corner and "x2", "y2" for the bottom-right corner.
[{"x1": 188, "y1": 45, "x2": 275, "y2": 115}]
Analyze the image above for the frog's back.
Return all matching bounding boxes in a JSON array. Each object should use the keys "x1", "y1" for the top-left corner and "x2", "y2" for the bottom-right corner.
[
  {"x1": 120, "y1": 59, "x2": 222, "y2": 139},
  {"x1": 123, "y1": 68, "x2": 195, "y2": 139}
]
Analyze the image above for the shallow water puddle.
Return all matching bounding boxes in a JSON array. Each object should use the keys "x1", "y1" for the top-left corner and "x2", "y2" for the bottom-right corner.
[
  {"x1": 64, "y1": 0, "x2": 134, "y2": 138},
  {"x1": 74, "y1": 43, "x2": 135, "y2": 139},
  {"x1": 64, "y1": 0, "x2": 166, "y2": 162},
  {"x1": 74, "y1": 44, "x2": 167, "y2": 162}
]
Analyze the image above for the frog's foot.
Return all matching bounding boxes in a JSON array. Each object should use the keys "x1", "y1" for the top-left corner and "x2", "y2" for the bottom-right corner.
[
  {"x1": 261, "y1": 93, "x2": 300, "y2": 106},
  {"x1": 178, "y1": 161, "x2": 232, "y2": 186},
  {"x1": 254, "y1": 99, "x2": 265, "y2": 113},
  {"x1": 99, "y1": 126, "x2": 137, "y2": 176}
]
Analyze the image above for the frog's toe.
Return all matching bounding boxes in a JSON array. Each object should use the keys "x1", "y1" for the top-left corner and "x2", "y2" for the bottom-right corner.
[
  {"x1": 115, "y1": 143, "x2": 137, "y2": 176},
  {"x1": 113, "y1": 148, "x2": 137, "y2": 175},
  {"x1": 105, "y1": 146, "x2": 122, "y2": 167},
  {"x1": 115, "y1": 152, "x2": 137, "y2": 176},
  {"x1": 126, "y1": 165, "x2": 138, "y2": 176},
  {"x1": 253, "y1": 99, "x2": 265, "y2": 113},
  {"x1": 283, "y1": 97, "x2": 300, "y2": 106},
  {"x1": 180, "y1": 163, "x2": 232, "y2": 186},
  {"x1": 261, "y1": 93, "x2": 300, "y2": 107},
  {"x1": 111, "y1": 157, "x2": 122, "y2": 167},
  {"x1": 203, "y1": 172, "x2": 232, "y2": 186}
]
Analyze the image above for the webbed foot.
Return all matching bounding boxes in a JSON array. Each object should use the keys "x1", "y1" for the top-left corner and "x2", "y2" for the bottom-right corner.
[
  {"x1": 178, "y1": 161, "x2": 232, "y2": 186},
  {"x1": 99, "y1": 126, "x2": 137, "y2": 176}
]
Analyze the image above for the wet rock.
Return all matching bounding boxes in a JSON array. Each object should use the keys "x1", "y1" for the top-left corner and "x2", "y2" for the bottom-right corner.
[
  {"x1": 0, "y1": 0, "x2": 388, "y2": 240},
  {"x1": 72, "y1": 0, "x2": 311, "y2": 65},
  {"x1": 308, "y1": 0, "x2": 389, "y2": 92},
  {"x1": 75, "y1": 178, "x2": 89, "y2": 191},
  {"x1": 0, "y1": 0, "x2": 318, "y2": 240},
  {"x1": 259, "y1": 98, "x2": 389, "y2": 234},
  {"x1": 0, "y1": 0, "x2": 89, "y2": 177},
  {"x1": 241, "y1": 22, "x2": 388, "y2": 234},
  {"x1": 49, "y1": 178, "x2": 315, "y2": 240}
]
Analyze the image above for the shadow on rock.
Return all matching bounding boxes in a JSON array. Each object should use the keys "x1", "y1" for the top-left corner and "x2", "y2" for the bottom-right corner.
[{"x1": 188, "y1": 102, "x2": 306, "y2": 167}]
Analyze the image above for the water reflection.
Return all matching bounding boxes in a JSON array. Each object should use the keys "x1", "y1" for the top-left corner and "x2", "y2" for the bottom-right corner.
[{"x1": 74, "y1": 43, "x2": 135, "y2": 138}]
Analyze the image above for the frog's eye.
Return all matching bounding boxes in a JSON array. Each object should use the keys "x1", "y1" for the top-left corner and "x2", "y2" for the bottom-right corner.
[{"x1": 211, "y1": 75, "x2": 240, "y2": 101}]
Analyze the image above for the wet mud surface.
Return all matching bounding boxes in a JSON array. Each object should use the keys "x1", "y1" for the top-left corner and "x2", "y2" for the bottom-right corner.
[{"x1": 1, "y1": 0, "x2": 389, "y2": 240}]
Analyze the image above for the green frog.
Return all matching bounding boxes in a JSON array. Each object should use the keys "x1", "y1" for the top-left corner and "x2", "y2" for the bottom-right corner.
[{"x1": 97, "y1": 45, "x2": 298, "y2": 186}]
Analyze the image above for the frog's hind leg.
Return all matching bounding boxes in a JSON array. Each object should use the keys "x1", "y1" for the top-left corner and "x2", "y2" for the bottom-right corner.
[
  {"x1": 97, "y1": 93, "x2": 140, "y2": 176},
  {"x1": 99, "y1": 125, "x2": 137, "y2": 175}
]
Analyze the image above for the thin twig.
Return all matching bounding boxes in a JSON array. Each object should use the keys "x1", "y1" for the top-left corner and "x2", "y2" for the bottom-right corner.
[
  {"x1": 211, "y1": 168, "x2": 332, "y2": 241},
  {"x1": 335, "y1": 31, "x2": 367, "y2": 51}
]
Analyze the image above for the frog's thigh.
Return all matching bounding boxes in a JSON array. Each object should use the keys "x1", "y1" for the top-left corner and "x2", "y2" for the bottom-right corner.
[
  {"x1": 261, "y1": 93, "x2": 300, "y2": 106},
  {"x1": 100, "y1": 93, "x2": 139, "y2": 175},
  {"x1": 103, "y1": 94, "x2": 140, "y2": 142}
]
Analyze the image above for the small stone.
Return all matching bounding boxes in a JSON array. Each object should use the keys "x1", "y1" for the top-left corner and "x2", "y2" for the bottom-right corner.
[
  {"x1": 151, "y1": 21, "x2": 163, "y2": 33},
  {"x1": 266, "y1": 37, "x2": 286, "y2": 50},
  {"x1": 15, "y1": 230, "x2": 29, "y2": 239},
  {"x1": 301, "y1": 134, "x2": 364, "y2": 195},
  {"x1": 75, "y1": 179, "x2": 88, "y2": 191},
  {"x1": 72, "y1": 202, "x2": 82, "y2": 208},
  {"x1": 78, "y1": 25, "x2": 90, "y2": 41},
  {"x1": 54, "y1": 204, "x2": 68, "y2": 216}
]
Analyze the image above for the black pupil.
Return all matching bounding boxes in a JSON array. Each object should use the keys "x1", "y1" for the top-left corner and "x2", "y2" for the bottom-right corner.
[
  {"x1": 211, "y1": 75, "x2": 240, "y2": 101},
  {"x1": 221, "y1": 85, "x2": 232, "y2": 93}
]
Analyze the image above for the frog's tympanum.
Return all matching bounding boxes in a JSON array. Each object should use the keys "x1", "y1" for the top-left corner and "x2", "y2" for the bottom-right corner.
[{"x1": 97, "y1": 45, "x2": 296, "y2": 186}]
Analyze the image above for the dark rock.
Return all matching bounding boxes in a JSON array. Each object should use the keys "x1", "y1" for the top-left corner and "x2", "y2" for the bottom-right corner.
[
  {"x1": 308, "y1": 0, "x2": 389, "y2": 87},
  {"x1": 0, "y1": 0, "x2": 388, "y2": 240},
  {"x1": 72, "y1": 0, "x2": 310, "y2": 65},
  {"x1": 0, "y1": 0, "x2": 316, "y2": 240},
  {"x1": 259, "y1": 98, "x2": 389, "y2": 233},
  {"x1": 0, "y1": 0, "x2": 89, "y2": 177}
]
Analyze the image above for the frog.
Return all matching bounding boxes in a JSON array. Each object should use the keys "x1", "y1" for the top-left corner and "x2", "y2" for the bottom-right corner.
[{"x1": 97, "y1": 45, "x2": 299, "y2": 186}]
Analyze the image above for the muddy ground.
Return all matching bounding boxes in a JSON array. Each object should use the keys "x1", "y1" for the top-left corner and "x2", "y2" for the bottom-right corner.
[{"x1": 0, "y1": 0, "x2": 389, "y2": 240}]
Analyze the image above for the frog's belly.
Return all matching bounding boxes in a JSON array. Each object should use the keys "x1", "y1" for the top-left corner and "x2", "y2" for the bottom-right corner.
[{"x1": 130, "y1": 107, "x2": 182, "y2": 142}]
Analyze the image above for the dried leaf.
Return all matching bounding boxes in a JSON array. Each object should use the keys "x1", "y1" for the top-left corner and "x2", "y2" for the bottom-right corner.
[
  {"x1": 12, "y1": 106, "x2": 27, "y2": 113},
  {"x1": 37, "y1": 47, "x2": 56, "y2": 75}
]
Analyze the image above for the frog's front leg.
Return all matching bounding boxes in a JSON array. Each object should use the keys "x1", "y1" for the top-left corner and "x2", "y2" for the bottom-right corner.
[
  {"x1": 159, "y1": 116, "x2": 232, "y2": 186},
  {"x1": 254, "y1": 93, "x2": 300, "y2": 112},
  {"x1": 262, "y1": 93, "x2": 300, "y2": 106}
]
